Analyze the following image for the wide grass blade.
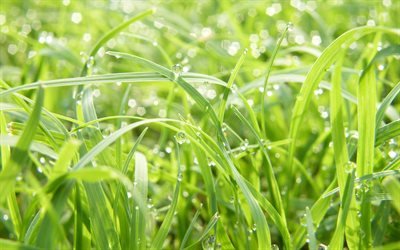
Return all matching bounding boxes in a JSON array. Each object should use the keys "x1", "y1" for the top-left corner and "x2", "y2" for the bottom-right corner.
[
  {"x1": 287, "y1": 26, "x2": 400, "y2": 206},
  {"x1": 131, "y1": 152, "x2": 148, "y2": 249}
]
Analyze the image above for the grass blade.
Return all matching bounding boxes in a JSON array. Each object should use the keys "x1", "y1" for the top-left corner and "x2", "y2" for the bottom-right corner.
[
  {"x1": 180, "y1": 204, "x2": 203, "y2": 249},
  {"x1": 305, "y1": 207, "x2": 317, "y2": 250},
  {"x1": 0, "y1": 87, "x2": 44, "y2": 203},
  {"x1": 218, "y1": 48, "x2": 247, "y2": 122},
  {"x1": 151, "y1": 139, "x2": 182, "y2": 249},
  {"x1": 287, "y1": 26, "x2": 399, "y2": 206},
  {"x1": 80, "y1": 9, "x2": 155, "y2": 76}
]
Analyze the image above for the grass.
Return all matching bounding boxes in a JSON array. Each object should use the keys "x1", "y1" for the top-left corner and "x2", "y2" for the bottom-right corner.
[{"x1": 0, "y1": 0, "x2": 400, "y2": 249}]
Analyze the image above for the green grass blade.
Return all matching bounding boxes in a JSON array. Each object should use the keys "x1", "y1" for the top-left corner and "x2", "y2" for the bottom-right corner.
[
  {"x1": 0, "y1": 87, "x2": 44, "y2": 203},
  {"x1": 107, "y1": 51, "x2": 272, "y2": 249},
  {"x1": 293, "y1": 180, "x2": 336, "y2": 249},
  {"x1": 80, "y1": 9, "x2": 154, "y2": 76},
  {"x1": 287, "y1": 26, "x2": 399, "y2": 206},
  {"x1": 0, "y1": 72, "x2": 226, "y2": 98},
  {"x1": 260, "y1": 25, "x2": 288, "y2": 135},
  {"x1": 151, "y1": 139, "x2": 182, "y2": 249},
  {"x1": 51, "y1": 138, "x2": 81, "y2": 178},
  {"x1": 305, "y1": 207, "x2": 317, "y2": 250},
  {"x1": 180, "y1": 203, "x2": 203, "y2": 249},
  {"x1": 244, "y1": 179, "x2": 291, "y2": 249},
  {"x1": 184, "y1": 212, "x2": 220, "y2": 250},
  {"x1": 330, "y1": 52, "x2": 360, "y2": 248},
  {"x1": 329, "y1": 169, "x2": 356, "y2": 249},
  {"x1": 218, "y1": 48, "x2": 247, "y2": 122},
  {"x1": 232, "y1": 106, "x2": 285, "y2": 221},
  {"x1": 375, "y1": 120, "x2": 400, "y2": 146},
  {"x1": 357, "y1": 52, "x2": 379, "y2": 249},
  {"x1": 72, "y1": 119, "x2": 168, "y2": 170},
  {"x1": 382, "y1": 176, "x2": 400, "y2": 214},
  {"x1": 376, "y1": 81, "x2": 400, "y2": 127},
  {"x1": 67, "y1": 167, "x2": 133, "y2": 189},
  {"x1": 373, "y1": 242, "x2": 400, "y2": 250},
  {"x1": 0, "y1": 239, "x2": 43, "y2": 250},
  {"x1": 131, "y1": 152, "x2": 148, "y2": 250}
]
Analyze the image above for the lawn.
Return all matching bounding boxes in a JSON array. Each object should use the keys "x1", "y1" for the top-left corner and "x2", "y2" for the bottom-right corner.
[{"x1": 0, "y1": 0, "x2": 399, "y2": 249}]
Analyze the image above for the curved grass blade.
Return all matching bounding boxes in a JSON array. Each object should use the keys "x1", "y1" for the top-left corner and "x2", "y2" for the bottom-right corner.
[
  {"x1": 72, "y1": 119, "x2": 169, "y2": 170},
  {"x1": 80, "y1": 9, "x2": 155, "y2": 76},
  {"x1": 260, "y1": 25, "x2": 288, "y2": 135},
  {"x1": 376, "y1": 81, "x2": 400, "y2": 127},
  {"x1": 67, "y1": 166, "x2": 134, "y2": 190},
  {"x1": 287, "y1": 26, "x2": 400, "y2": 207},
  {"x1": 0, "y1": 87, "x2": 44, "y2": 203},
  {"x1": 232, "y1": 106, "x2": 285, "y2": 221},
  {"x1": 375, "y1": 120, "x2": 400, "y2": 146},
  {"x1": 244, "y1": 179, "x2": 291, "y2": 249},
  {"x1": 108, "y1": 50, "x2": 272, "y2": 250},
  {"x1": 0, "y1": 112, "x2": 22, "y2": 240},
  {"x1": 51, "y1": 138, "x2": 81, "y2": 178},
  {"x1": 0, "y1": 72, "x2": 226, "y2": 98}
]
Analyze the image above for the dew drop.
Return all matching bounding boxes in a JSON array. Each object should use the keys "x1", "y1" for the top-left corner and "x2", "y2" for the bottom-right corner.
[
  {"x1": 318, "y1": 244, "x2": 328, "y2": 250},
  {"x1": 388, "y1": 150, "x2": 397, "y2": 159},
  {"x1": 39, "y1": 157, "x2": 46, "y2": 164},
  {"x1": 86, "y1": 56, "x2": 94, "y2": 69},
  {"x1": 344, "y1": 161, "x2": 357, "y2": 174},
  {"x1": 71, "y1": 12, "x2": 82, "y2": 24},
  {"x1": 300, "y1": 214, "x2": 307, "y2": 226},
  {"x1": 175, "y1": 131, "x2": 187, "y2": 144},
  {"x1": 128, "y1": 99, "x2": 137, "y2": 108},
  {"x1": 208, "y1": 160, "x2": 216, "y2": 167},
  {"x1": 240, "y1": 139, "x2": 249, "y2": 151},
  {"x1": 287, "y1": 22, "x2": 293, "y2": 31},
  {"x1": 172, "y1": 64, "x2": 183, "y2": 78},
  {"x1": 177, "y1": 172, "x2": 183, "y2": 182},
  {"x1": 271, "y1": 244, "x2": 279, "y2": 250}
]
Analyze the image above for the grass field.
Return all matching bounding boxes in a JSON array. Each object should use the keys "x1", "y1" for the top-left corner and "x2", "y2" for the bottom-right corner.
[{"x1": 0, "y1": 0, "x2": 399, "y2": 249}]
